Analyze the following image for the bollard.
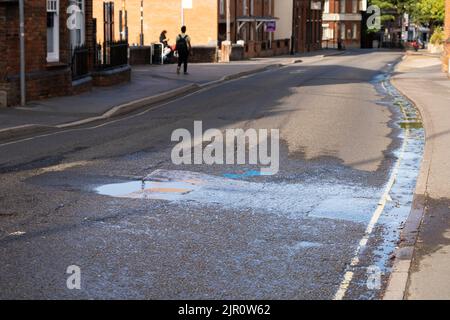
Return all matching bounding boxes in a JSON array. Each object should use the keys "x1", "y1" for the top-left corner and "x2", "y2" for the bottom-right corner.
[{"x1": 221, "y1": 41, "x2": 232, "y2": 63}]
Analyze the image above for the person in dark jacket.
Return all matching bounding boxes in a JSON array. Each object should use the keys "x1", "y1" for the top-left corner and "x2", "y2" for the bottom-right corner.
[{"x1": 175, "y1": 26, "x2": 191, "y2": 75}]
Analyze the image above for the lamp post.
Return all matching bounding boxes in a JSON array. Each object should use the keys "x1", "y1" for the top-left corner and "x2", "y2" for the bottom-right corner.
[
  {"x1": 226, "y1": 0, "x2": 231, "y2": 42},
  {"x1": 19, "y1": 0, "x2": 25, "y2": 106},
  {"x1": 445, "y1": 0, "x2": 450, "y2": 74},
  {"x1": 181, "y1": 0, "x2": 185, "y2": 26},
  {"x1": 140, "y1": 0, "x2": 144, "y2": 45}
]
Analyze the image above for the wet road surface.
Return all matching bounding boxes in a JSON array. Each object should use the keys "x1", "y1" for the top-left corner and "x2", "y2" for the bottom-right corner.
[{"x1": 0, "y1": 50, "x2": 424, "y2": 299}]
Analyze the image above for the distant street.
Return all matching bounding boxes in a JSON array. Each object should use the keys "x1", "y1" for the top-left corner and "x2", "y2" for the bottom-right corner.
[{"x1": 0, "y1": 50, "x2": 423, "y2": 299}]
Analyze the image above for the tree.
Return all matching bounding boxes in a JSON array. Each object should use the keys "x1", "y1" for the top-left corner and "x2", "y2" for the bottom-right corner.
[
  {"x1": 369, "y1": 0, "x2": 445, "y2": 26},
  {"x1": 413, "y1": 0, "x2": 445, "y2": 26}
]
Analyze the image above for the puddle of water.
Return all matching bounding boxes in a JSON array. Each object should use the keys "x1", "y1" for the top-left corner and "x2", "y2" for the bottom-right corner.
[
  {"x1": 95, "y1": 169, "x2": 381, "y2": 223},
  {"x1": 96, "y1": 179, "x2": 200, "y2": 201}
]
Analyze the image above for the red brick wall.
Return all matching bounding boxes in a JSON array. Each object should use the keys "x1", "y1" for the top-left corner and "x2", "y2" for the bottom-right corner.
[
  {"x1": 0, "y1": 5, "x2": 7, "y2": 84},
  {"x1": 92, "y1": 66, "x2": 131, "y2": 86},
  {"x1": 218, "y1": 0, "x2": 275, "y2": 43},
  {"x1": 292, "y1": 0, "x2": 322, "y2": 53},
  {"x1": 0, "y1": 0, "x2": 95, "y2": 106},
  {"x1": 323, "y1": 0, "x2": 362, "y2": 48}
]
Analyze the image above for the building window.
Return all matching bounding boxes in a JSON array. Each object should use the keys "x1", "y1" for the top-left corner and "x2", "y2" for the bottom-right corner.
[
  {"x1": 340, "y1": 0, "x2": 346, "y2": 13},
  {"x1": 47, "y1": 0, "x2": 60, "y2": 62},
  {"x1": 340, "y1": 23, "x2": 346, "y2": 39},
  {"x1": 352, "y1": 0, "x2": 358, "y2": 13},
  {"x1": 324, "y1": 0, "x2": 329, "y2": 13},
  {"x1": 352, "y1": 23, "x2": 358, "y2": 39},
  {"x1": 322, "y1": 25, "x2": 334, "y2": 40}
]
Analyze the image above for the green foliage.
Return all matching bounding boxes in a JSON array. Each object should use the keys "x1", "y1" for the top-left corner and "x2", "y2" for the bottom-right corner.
[
  {"x1": 368, "y1": 0, "x2": 445, "y2": 26},
  {"x1": 429, "y1": 26, "x2": 445, "y2": 45},
  {"x1": 413, "y1": 0, "x2": 445, "y2": 25}
]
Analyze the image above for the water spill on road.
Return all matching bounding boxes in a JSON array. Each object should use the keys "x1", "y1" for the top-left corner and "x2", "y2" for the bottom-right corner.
[
  {"x1": 364, "y1": 71, "x2": 425, "y2": 282},
  {"x1": 96, "y1": 177, "x2": 200, "y2": 201},
  {"x1": 95, "y1": 169, "x2": 381, "y2": 222},
  {"x1": 93, "y1": 64, "x2": 425, "y2": 299}
]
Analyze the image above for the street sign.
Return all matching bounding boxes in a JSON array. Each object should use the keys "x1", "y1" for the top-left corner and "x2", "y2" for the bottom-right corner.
[{"x1": 265, "y1": 21, "x2": 276, "y2": 33}]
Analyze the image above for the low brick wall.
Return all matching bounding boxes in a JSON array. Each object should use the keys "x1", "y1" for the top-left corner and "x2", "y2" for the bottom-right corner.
[
  {"x1": 130, "y1": 46, "x2": 152, "y2": 65},
  {"x1": 1, "y1": 66, "x2": 73, "y2": 106},
  {"x1": 71, "y1": 76, "x2": 93, "y2": 95},
  {"x1": 189, "y1": 46, "x2": 218, "y2": 63},
  {"x1": 230, "y1": 45, "x2": 244, "y2": 61},
  {"x1": 92, "y1": 65, "x2": 131, "y2": 87},
  {"x1": 273, "y1": 39, "x2": 291, "y2": 55},
  {"x1": 0, "y1": 81, "x2": 17, "y2": 107},
  {"x1": 243, "y1": 39, "x2": 290, "y2": 59}
]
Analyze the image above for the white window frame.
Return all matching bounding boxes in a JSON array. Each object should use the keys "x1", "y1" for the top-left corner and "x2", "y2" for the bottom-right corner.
[
  {"x1": 47, "y1": 0, "x2": 60, "y2": 62},
  {"x1": 324, "y1": 0, "x2": 330, "y2": 14},
  {"x1": 352, "y1": 23, "x2": 358, "y2": 39},
  {"x1": 340, "y1": 23, "x2": 346, "y2": 39}
]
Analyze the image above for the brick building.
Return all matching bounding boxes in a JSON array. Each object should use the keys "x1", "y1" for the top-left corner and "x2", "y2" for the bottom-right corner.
[
  {"x1": 0, "y1": 0, "x2": 95, "y2": 107},
  {"x1": 94, "y1": 0, "x2": 219, "y2": 46},
  {"x1": 94, "y1": 0, "x2": 324, "y2": 59},
  {"x1": 217, "y1": 0, "x2": 289, "y2": 57},
  {"x1": 322, "y1": 0, "x2": 367, "y2": 49},
  {"x1": 218, "y1": 0, "x2": 275, "y2": 43},
  {"x1": 292, "y1": 0, "x2": 324, "y2": 53}
]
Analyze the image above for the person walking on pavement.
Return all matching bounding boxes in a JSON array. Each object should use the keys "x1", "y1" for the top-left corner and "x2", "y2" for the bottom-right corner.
[{"x1": 175, "y1": 26, "x2": 191, "y2": 75}]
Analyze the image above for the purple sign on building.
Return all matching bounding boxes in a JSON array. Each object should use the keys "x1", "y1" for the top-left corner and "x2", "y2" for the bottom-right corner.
[{"x1": 265, "y1": 21, "x2": 276, "y2": 33}]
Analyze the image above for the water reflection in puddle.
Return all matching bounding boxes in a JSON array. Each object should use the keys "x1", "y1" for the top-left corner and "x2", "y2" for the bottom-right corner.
[{"x1": 96, "y1": 179, "x2": 199, "y2": 201}]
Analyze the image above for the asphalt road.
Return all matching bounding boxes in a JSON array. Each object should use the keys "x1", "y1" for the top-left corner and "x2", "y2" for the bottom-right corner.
[{"x1": 0, "y1": 50, "x2": 421, "y2": 299}]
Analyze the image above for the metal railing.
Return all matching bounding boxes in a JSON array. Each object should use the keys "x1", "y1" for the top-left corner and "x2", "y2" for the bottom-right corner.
[
  {"x1": 71, "y1": 45, "x2": 89, "y2": 80},
  {"x1": 95, "y1": 40, "x2": 129, "y2": 70}
]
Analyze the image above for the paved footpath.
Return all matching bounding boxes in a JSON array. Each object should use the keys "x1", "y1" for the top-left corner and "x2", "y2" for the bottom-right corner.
[
  {"x1": 385, "y1": 52, "x2": 450, "y2": 299},
  {"x1": 0, "y1": 51, "x2": 340, "y2": 140}
]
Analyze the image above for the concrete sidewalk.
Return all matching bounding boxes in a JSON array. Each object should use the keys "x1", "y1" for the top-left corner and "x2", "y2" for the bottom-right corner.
[
  {"x1": 0, "y1": 51, "x2": 340, "y2": 140},
  {"x1": 384, "y1": 53, "x2": 450, "y2": 299}
]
